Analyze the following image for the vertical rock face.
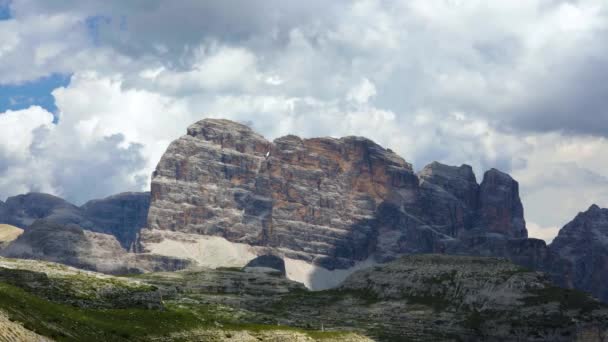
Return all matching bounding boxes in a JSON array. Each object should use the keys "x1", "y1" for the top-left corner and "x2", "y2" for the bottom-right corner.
[
  {"x1": 142, "y1": 118, "x2": 532, "y2": 276},
  {"x1": 417, "y1": 162, "x2": 479, "y2": 237},
  {"x1": 144, "y1": 119, "x2": 420, "y2": 269},
  {"x1": 476, "y1": 169, "x2": 527, "y2": 238},
  {"x1": 81, "y1": 192, "x2": 151, "y2": 250},
  {"x1": 549, "y1": 205, "x2": 608, "y2": 302}
]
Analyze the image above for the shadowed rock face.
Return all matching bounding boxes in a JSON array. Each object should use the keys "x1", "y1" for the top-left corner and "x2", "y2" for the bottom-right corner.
[
  {"x1": 0, "y1": 219, "x2": 191, "y2": 275},
  {"x1": 0, "y1": 192, "x2": 151, "y2": 250},
  {"x1": 477, "y1": 169, "x2": 527, "y2": 238},
  {"x1": 81, "y1": 192, "x2": 151, "y2": 250},
  {"x1": 0, "y1": 193, "x2": 91, "y2": 228},
  {"x1": 244, "y1": 254, "x2": 286, "y2": 276},
  {"x1": 142, "y1": 118, "x2": 533, "y2": 271},
  {"x1": 549, "y1": 205, "x2": 608, "y2": 302}
]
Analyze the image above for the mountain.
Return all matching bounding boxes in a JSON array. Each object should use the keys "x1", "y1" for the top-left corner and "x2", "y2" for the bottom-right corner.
[
  {"x1": 0, "y1": 192, "x2": 150, "y2": 250},
  {"x1": 0, "y1": 192, "x2": 189, "y2": 274},
  {"x1": 139, "y1": 118, "x2": 544, "y2": 289},
  {"x1": 548, "y1": 204, "x2": 608, "y2": 303},
  {"x1": 1, "y1": 219, "x2": 190, "y2": 274}
]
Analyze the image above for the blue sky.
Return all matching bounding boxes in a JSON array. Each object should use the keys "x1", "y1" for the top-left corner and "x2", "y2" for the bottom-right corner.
[
  {"x1": 1, "y1": 0, "x2": 608, "y2": 242},
  {"x1": 0, "y1": 1, "x2": 10, "y2": 20},
  {"x1": 0, "y1": 73, "x2": 70, "y2": 116}
]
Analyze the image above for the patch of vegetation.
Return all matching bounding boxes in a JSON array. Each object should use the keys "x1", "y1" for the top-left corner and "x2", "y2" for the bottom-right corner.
[
  {"x1": 424, "y1": 270, "x2": 457, "y2": 285},
  {"x1": 0, "y1": 281, "x2": 357, "y2": 341},
  {"x1": 271, "y1": 287, "x2": 380, "y2": 313},
  {"x1": 523, "y1": 287, "x2": 601, "y2": 314},
  {"x1": 216, "y1": 266, "x2": 244, "y2": 272},
  {"x1": 464, "y1": 309, "x2": 483, "y2": 331},
  {"x1": 403, "y1": 294, "x2": 451, "y2": 312}
]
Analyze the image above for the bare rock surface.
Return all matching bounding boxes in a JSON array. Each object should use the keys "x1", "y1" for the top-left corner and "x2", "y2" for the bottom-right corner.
[
  {"x1": 0, "y1": 220, "x2": 191, "y2": 275},
  {"x1": 141, "y1": 118, "x2": 539, "y2": 281},
  {"x1": 0, "y1": 310, "x2": 52, "y2": 342},
  {"x1": 0, "y1": 225, "x2": 23, "y2": 249},
  {"x1": 548, "y1": 204, "x2": 608, "y2": 302},
  {"x1": 81, "y1": 192, "x2": 150, "y2": 250},
  {"x1": 0, "y1": 192, "x2": 150, "y2": 250}
]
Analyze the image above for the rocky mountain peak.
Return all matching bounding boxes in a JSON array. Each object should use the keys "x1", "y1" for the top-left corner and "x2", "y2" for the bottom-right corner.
[
  {"x1": 477, "y1": 168, "x2": 527, "y2": 238},
  {"x1": 141, "y1": 118, "x2": 536, "y2": 286},
  {"x1": 548, "y1": 204, "x2": 608, "y2": 302},
  {"x1": 186, "y1": 118, "x2": 269, "y2": 155}
]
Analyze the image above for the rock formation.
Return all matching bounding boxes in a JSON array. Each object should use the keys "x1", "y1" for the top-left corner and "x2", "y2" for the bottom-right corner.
[
  {"x1": 333, "y1": 255, "x2": 608, "y2": 341},
  {"x1": 548, "y1": 204, "x2": 608, "y2": 303},
  {"x1": 0, "y1": 224, "x2": 23, "y2": 249},
  {"x1": 81, "y1": 192, "x2": 150, "y2": 250},
  {"x1": 140, "y1": 118, "x2": 538, "y2": 288},
  {"x1": 0, "y1": 192, "x2": 150, "y2": 249},
  {"x1": 1, "y1": 219, "x2": 191, "y2": 274},
  {"x1": 0, "y1": 192, "x2": 91, "y2": 228}
]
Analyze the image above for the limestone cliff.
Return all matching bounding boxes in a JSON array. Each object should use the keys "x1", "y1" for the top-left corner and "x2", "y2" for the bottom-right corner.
[
  {"x1": 140, "y1": 118, "x2": 533, "y2": 281},
  {"x1": 548, "y1": 204, "x2": 608, "y2": 303}
]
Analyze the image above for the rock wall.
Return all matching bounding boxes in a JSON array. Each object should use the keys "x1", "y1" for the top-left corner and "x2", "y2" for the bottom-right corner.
[
  {"x1": 141, "y1": 118, "x2": 533, "y2": 274},
  {"x1": 548, "y1": 204, "x2": 608, "y2": 302}
]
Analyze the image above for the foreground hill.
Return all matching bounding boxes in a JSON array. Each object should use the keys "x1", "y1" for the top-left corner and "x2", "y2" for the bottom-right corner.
[
  {"x1": 0, "y1": 256, "x2": 368, "y2": 342},
  {"x1": 0, "y1": 255, "x2": 605, "y2": 341}
]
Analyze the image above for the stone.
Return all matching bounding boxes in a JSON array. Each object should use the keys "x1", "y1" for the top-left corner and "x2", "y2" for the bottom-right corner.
[
  {"x1": 1, "y1": 192, "x2": 92, "y2": 229},
  {"x1": 141, "y1": 119, "x2": 533, "y2": 277},
  {"x1": 0, "y1": 219, "x2": 191, "y2": 275},
  {"x1": 81, "y1": 192, "x2": 150, "y2": 250},
  {"x1": 548, "y1": 204, "x2": 608, "y2": 302},
  {"x1": 142, "y1": 118, "x2": 420, "y2": 271},
  {"x1": 0, "y1": 192, "x2": 151, "y2": 250},
  {"x1": 243, "y1": 254, "x2": 286, "y2": 276},
  {"x1": 0, "y1": 224, "x2": 23, "y2": 249},
  {"x1": 476, "y1": 168, "x2": 527, "y2": 238}
]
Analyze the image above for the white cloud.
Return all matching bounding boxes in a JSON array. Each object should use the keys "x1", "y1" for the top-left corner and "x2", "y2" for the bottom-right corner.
[
  {"x1": 0, "y1": 106, "x2": 54, "y2": 159},
  {"x1": 527, "y1": 222, "x2": 560, "y2": 243},
  {"x1": 0, "y1": 0, "x2": 607, "y2": 241}
]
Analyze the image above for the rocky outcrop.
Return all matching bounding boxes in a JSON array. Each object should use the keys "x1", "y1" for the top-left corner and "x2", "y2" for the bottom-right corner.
[
  {"x1": 548, "y1": 204, "x2": 608, "y2": 303},
  {"x1": 0, "y1": 220, "x2": 191, "y2": 275},
  {"x1": 329, "y1": 255, "x2": 608, "y2": 341},
  {"x1": 0, "y1": 224, "x2": 23, "y2": 249},
  {"x1": 81, "y1": 192, "x2": 150, "y2": 250},
  {"x1": 476, "y1": 169, "x2": 527, "y2": 238},
  {"x1": 141, "y1": 118, "x2": 535, "y2": 277},
  {"x1": 244, "y1": 254, "x2": 286, "y2": 276},
  {"x1": 144, "y1": 119, "x2": 420, "y2": 270}
]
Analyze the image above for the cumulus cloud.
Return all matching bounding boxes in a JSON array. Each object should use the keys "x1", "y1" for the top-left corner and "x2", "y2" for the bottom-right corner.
[{"x1": 1, "y1": 0, "x2": 608, "y2": 241}]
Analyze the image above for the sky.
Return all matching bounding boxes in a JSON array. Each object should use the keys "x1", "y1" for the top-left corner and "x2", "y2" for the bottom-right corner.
[{"x1": 1, "y1": 0, "x2": 607, "y2": 242}]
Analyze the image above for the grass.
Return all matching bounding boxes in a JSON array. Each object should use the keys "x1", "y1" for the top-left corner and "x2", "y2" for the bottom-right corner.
[
  {"x1": 523, "y1": 287, "x2": 601, "y2": 314},
  {"x1": 0, "y1": 281, "x2": 358, "y2": 341}
]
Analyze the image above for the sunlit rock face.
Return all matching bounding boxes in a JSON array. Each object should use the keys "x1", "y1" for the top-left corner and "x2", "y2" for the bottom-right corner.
[
  {"x1": 141, "y1": 118, "x2": 534, "y2": 282},
  {"x1": 548, "y1": 204, "x2": 608, "y2": 302}
]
